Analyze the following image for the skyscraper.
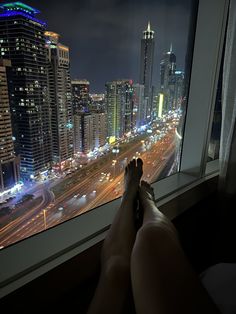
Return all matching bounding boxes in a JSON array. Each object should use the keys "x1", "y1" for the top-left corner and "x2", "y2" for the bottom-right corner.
[
  {"x1": 74, "y1": 112, "x2": 107, "y2": 154},
  {"x1": 71, "y1": 79, "x2": 90, "y2": 114},
  {"x1": 174, "y1": 70, "x2": 184, "y2": 109},
  {"x1": 105, "y1": 80, "x2": 133, "y2": 143},
  {"x1": 45, "y1": 31, "x2": 73, "y2": 168},
  {"x1": 74, "y1": 113, "x2": 93, "y2": 154},
  {"x1": 0, "y1": 2, "x2": 51, "y2": 179},
  {"x1": 160, "y1": 45, "x2": 177, "y2": 111},
  {"x1": 90, "y1": 94, "x2": 105, "y2": 111},
  {"x1": 0, "y1": 59, "x2": 20, "y2": 191},
  {"x1": 133, "y1": 83, "x2": 145, "y2": 128},
  {"x1": 139, "y1": 22, "x2": 155, "y2": 122}
]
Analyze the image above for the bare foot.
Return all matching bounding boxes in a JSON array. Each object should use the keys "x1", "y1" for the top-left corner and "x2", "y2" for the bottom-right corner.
[
  {"x1": 124, "y1": 158, "x2": 143, "y2": 194},
  {"x1": 101, "y1": 158, "x2": 143, "y2": 272}
]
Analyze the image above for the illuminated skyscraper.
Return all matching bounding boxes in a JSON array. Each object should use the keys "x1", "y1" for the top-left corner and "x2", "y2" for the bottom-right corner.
[
  {"x1": 0, "y1": 2, "x2": 51, "y2": 179},
  {"x1": 45, "y1": 31, "x2": 73, "y2": 167},
  {"x1": 133, "y1": 83, "x2": 145, "y2": 128},
  {"x1": 90, "y1": 94, "x2": 105, "y2": 111},
  {"x1": 174, "y1": 70, "x2": 184, "y2": 109},
  {"x1": 71, "y1": 79, "x2": 90, "y2": 113},
  {"x1": 139, "y1": 22, "x2": 155, "y2": 122},
  {"x1": 74, "y1": 112, "x2": 107, "y2": 154},
  {"x1": 0, "y1": 60, "x2": 20, "y2": 191},
  {"x1": 74, "y1": 113, "x2": 93, "y2": 154},
  {"x1": 160, "y1": 45, "x2": 177, "y2": 111},
  {"x1": 105, "y1": 80, "x2": 133, "y2": 142}
]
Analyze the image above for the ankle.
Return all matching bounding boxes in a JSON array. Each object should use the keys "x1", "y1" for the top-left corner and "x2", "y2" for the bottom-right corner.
[
  {"x1": 122, "y1": 187, "x2": 138, "y2": 200},
  {"x1": 139, "y1": 195, "x2": 155, "y2": 209}
]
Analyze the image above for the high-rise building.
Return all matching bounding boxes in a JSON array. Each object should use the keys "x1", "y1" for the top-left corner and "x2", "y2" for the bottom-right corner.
[
  {"x1": 92, "y1": 111, "x2": 107, "y2": 149},
  {"x1": 74, "y1": 112, "x2": 107, "y2": 154},
  {"x1": 139, "y1": 22, "x2": 155, "y2": 121},
  {"x1": 0, "y1": 59, "x2": 20, "y2": 191},
  {"x1": 0, "y1": 2, "x2": 51, "y2": 179},
  {"x1": 74, "y1": 113, "x2": 93, "y2": 154},
  {"x1": 45, "y1": 31, "x2": 73, "y2": 167},
  {"x1": 160, "y1": 45, "x2": 177, "y2": 111},
  {"x1": 174, "y1": 70, "x2": 184, "y2": 109},
  {"x1": 133, "y1": 83, "x2": 145, "y2": 129},
  {"x1": 157, "y1": 93, "x2": 164, "y2": 118},
  {"x1": 71, "y1": 79, "x2": 90, "y2": 114},
  {"x1": 105, "y1": 80, "x2": 133, "y2": 143},
  {"x1": 151, "y1": 86, "x2": 158, "y2": 119},
  {"x1": 90, "y1": 94, "x2": 105, "y2": 111}
]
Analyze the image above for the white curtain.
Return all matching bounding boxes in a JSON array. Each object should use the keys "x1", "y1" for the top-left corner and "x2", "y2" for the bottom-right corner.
[{"x1": 219, "y1": 0, "x2": 236, "y2": 197}]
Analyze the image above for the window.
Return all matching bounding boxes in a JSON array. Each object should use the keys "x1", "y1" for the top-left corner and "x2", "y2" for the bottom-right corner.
[
  {"x1": 0, "y1": 0, "x2": 197, "y2": 249},
  {"x1": 0, "y1": 0, "x2": 229, "y2": 299}
]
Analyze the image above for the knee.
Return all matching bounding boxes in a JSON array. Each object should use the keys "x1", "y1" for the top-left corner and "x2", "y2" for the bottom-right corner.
[
  {"x1": 137, "y1": 222, "x2": 171, "y2": 242},
  {"x1": 132, "y1": 224, "x2": 161, "y2": 254},
  {"x1": 133, "y1": 222, "x2": 178, "y2": 256}
]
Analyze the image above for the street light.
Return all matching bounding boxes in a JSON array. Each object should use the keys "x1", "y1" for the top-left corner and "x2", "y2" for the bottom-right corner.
[
  {"x1": 112, "y1": 159, "x2": 117, "y2": 177},
  {"x1": 43, "y1": 209, "x2": 47, "y2": 230}
]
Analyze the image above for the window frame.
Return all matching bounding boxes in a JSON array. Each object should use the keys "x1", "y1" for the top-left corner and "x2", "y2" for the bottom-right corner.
[
  {"x1": 0, "y1": 0, "x2": 229, "y2": 299},
  {"x1": 180, "y1": 0, "x2": 228, "y2": 177}
]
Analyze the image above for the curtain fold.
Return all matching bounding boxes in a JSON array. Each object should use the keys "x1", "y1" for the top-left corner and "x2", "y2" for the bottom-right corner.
[{"x1": 219, "y1": 0, "x2": 236, "y2": 197}]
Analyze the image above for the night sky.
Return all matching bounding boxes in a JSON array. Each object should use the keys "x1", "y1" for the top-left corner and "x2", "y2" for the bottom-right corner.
[{"x1": 12, "y1": 0, "x2": 194, "y2": 93}]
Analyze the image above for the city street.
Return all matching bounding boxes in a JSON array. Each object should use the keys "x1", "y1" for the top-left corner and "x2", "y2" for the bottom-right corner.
[{"x1": 0, "y1": 127, "x2": 177, "y2": 248}]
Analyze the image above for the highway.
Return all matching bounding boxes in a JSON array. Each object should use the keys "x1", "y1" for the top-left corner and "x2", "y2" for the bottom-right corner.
[{"x1": 0, "y1": 127, "x2": 177, "y2": 248}]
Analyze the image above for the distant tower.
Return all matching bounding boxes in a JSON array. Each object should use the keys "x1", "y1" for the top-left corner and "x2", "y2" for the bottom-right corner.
[
  {"x1": 174, "y1": 70, "x2": 184, "y2": 109},
  {"x1": 160, "y1": 45, "x2": 177, "y2": 111},
  {"x1": 139, "y1": 22, "x2": 155, "y2": 122},
  {"x1": 45, "y1": 31, "x2": 73, "y2": 168},
  {"x1": 71, "y1": 79, "x2": 90, "y2": 114},
  {"x1": 133, "y1": 83, "x2": 145, "y2": 128},
  {"x1": 105, "y1": 80, "x2": 133, "y2": 142},
  {"x1": 74, "y1": 112, "x2": 107, "y2": 154}
]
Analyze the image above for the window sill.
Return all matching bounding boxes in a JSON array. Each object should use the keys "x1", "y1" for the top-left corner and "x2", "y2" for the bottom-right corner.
[
  {"x1": 205, "y1": 159, "x2": 219, "y2": 176},
  {"x1": 0, "y1": 170, "x2": 219, "y2": 299}
]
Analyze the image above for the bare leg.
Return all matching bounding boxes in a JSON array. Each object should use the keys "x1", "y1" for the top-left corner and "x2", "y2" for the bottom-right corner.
[
  {"x1": 131, "y1": 180, "x2": 220, "y2": 314},
  {"x1": 87, "y1": 158, "x2": 143, "y2": 314}
]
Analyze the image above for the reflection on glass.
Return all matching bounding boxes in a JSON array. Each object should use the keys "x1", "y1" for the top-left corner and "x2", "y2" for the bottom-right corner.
[
  {"x1": 208, "y1": 55, "x2": 223, "y2": 161},
  {"x1": 0, "y1": 0, "x2": 198, "y2": 248}
]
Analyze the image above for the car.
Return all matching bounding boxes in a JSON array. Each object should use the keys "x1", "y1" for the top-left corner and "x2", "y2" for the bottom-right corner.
[{"x1": 58, "y1": 206, "x2": 64, "y2": 211}]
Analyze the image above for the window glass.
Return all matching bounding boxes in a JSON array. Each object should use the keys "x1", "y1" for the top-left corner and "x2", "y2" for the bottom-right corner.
[{"x1": 0, "y1": 0, "x2": 198, "y2": 248}]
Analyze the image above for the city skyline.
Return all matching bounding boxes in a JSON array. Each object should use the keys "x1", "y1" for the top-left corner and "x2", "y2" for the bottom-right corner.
[
  {"x1": 0, "y1": 1, "x2": 186, "y2": 180},
  {"x1": 20, "y1": 0, "x2": 192, "y2": 93},
  {"x1": 0, "y1": 0, "x2": 191, "y2": 249}
]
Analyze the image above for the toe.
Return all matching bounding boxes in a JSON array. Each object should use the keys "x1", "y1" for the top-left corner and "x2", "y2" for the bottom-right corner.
[
  {"x1": 137, "y1": 158, "x2": 143, "y2": 175},
  {"x1": 128, "y1": 163, "x2": 131, "y2": 172},
  {"x1": 131, "y1": 158, "x2": 136, "y2": 169}
]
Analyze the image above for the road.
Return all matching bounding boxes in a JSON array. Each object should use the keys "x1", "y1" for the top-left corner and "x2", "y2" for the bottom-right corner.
[{"x1": 0, "y1": 128, "x2": 177, "y2": 248}]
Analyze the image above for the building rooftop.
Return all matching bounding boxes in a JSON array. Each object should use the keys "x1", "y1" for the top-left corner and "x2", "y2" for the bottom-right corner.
[
  {"x1": 0, "y1": 2, "x2": 46, "y2": 26},
  {"x1": 0, "y1": 2, "x2": 40, "y2": 15}
]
